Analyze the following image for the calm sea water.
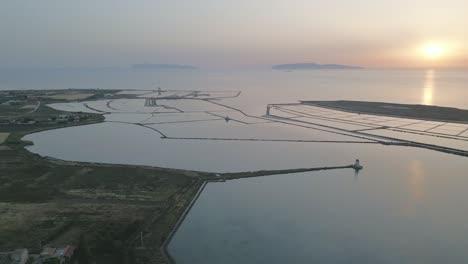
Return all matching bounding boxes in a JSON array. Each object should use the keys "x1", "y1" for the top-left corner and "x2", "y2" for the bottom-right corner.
[
  {"x1": 16, "y1": 68, "x2": 468, "y2": 263},
  {"x1": 2, "y1": 68, "x2": 468, "y2": 109}
]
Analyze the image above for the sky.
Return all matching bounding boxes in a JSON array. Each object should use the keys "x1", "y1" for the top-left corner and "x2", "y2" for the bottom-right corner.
[{"x1": 1, "y1": 0, "x2": 467, "y2": 69}]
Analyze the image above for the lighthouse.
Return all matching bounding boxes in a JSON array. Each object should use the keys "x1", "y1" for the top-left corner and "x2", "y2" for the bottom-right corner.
[{"x1": 353, "y1": 159, "x2": 363, "y2": 170}]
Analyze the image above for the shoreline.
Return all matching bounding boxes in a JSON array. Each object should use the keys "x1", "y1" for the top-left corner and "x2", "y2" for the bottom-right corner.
[
  {"x1": 0, "y1": 92, "x2": 213, "y2": 262},
  {"x1": 160, "y1": 180, "x2": 209, "y2": 264},
  {"x1": 15, "y1": 123, "x2": 361, "y2": 264}
]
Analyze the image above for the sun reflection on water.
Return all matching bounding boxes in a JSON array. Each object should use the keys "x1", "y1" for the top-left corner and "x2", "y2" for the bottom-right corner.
[
  {"x1": 422, "y1": 70, "x2": 435, "y2": 105},
  {"x1": 403, "y1": 160, "x2": 426, "y2": 215}
]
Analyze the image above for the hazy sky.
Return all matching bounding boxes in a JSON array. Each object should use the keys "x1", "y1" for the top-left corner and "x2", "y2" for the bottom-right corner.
[{"x1": 1, "y1": 0, "x2": 467, "y2": 69}]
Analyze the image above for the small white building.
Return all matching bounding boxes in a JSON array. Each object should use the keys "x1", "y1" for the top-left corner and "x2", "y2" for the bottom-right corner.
[{"x1": 39, "y1": 245, "x2": 75, "y2": 264}]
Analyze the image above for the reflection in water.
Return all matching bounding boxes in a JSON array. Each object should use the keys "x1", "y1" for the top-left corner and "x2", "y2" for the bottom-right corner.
[
  {"x1": 354, "y1": 170, "x2": 359, "y2": 180},
  {"x1": 354, "y1": 168, "x2": 361, "y2": 181},
  {"x1": 422, "y1": 70, "x2": 435, "y2": 105},
  {"x1": 403, "y1": 160, "x2": 426, "y2": 214},
  {"x1": 408, "y1": 160, "x2": 425, "y2": 201}
]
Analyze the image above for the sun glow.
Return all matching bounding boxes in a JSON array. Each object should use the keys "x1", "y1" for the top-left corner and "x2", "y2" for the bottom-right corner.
[{"x1": 422, "y1": 43, "x2": 445, "y2": 59}]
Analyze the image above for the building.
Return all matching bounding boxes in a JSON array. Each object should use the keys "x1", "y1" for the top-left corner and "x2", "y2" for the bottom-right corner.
[
  {"x1": 57, "y1": 115, "x2": 69, "y2": 121},
  {"x1": 57, "y1": 115, "x2": 79, "y2": 122},
  {"x1": 0, "y1": 248, "x2": 29, "y2": 264},
  {"x1": 38, "y1": 245, "x2": 75, "y2": 264}
]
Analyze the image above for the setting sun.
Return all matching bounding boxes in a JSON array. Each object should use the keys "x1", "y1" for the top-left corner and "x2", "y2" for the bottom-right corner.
[{"x1": 422, "y1": 43, "x2": 445, "y2": 59}]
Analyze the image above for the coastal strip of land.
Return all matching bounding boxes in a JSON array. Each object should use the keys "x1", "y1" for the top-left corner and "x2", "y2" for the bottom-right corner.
[
  {"x1": 0, "y1": 89, "x2": 204, "y2": 264},
  {"x1": 267, "y1": 102, "x2": 468, "y2": 158},
  {"x1": 304, "y1": 100, "x2": 468, "y2": 124}
]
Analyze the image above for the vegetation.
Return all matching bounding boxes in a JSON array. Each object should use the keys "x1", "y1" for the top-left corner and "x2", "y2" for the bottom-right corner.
[{"x1": 0, "y1": 89, "x2": 205, "y2": 264}]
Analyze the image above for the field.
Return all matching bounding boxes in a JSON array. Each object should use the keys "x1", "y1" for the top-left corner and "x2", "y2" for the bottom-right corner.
[
  {"x1": 0, "y1": 89, "x2": 209, "y2": 264},
  {"x1": 0, "y1": 148, "x2": 204, "y2": 263}
]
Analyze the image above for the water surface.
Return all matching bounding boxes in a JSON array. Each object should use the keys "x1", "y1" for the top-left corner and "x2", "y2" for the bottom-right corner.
[
  {"x1": 169, "y1": 148, "x2": 468, "y2": 264},
  {"x1": 2, "y1": 68, "x2": 468, "y2": 109}
]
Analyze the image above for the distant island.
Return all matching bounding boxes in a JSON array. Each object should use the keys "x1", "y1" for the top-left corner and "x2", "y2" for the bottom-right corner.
[
  {"x1": 132, "y1": 63, "x2": 197, "y2": 70},
  {"x1": 272, "y1": 63, "x2": 362, "y2": 70}
]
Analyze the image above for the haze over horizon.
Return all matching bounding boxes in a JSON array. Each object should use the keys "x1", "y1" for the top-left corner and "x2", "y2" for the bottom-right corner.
[{"x1": 2, "y1": 0, "x2": 467, "y2": 69}]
